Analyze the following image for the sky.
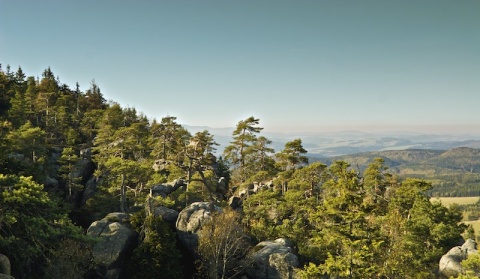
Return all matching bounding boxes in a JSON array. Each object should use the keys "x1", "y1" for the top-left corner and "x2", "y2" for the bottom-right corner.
[{"x1": 1, "y1": 0, "x2": 479, "y2": 134}]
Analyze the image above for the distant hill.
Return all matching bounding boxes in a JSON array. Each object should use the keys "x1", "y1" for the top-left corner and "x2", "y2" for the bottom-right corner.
[
  {"x1": 184, "y1": 125, "x2": 480, "y2": 197},
  {"x1": 310, "y1": 147, "x2": 480, "y2": 197}
]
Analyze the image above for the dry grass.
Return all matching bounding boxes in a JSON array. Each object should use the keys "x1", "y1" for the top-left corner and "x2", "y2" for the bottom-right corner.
[
  {"x1": 463, "y1": 220, "x2": 480, "y2": 242},
  {"x1": 430, "y1": 197, "x2": 480, "y2": 207},
  {"x1": 464, "y1": 220, "x2": 480, "y2": 232}
]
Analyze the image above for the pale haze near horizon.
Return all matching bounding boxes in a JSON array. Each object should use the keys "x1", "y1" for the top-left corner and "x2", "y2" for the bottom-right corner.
[{"x1": 1, "y1": 1, "x2": 479, "y2": 135}]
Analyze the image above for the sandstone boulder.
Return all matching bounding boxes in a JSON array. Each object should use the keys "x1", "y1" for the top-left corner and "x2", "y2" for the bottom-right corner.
[
  {"x1": 0, "y1": 254, "x2": 10, "y2": 276},
  {"x1": 176, "y1": 202, "x2": 222, "y2": 254},
  {"x1": 439, "y1": 239, "x2": 479, "y2": 278},
  {"x1": 150, "y1": 178, "x2": 185, "y2": 198},
  {"x1": 87, "y1": 212, "x2": 137, "y2": 279},
  {"x1": 153, "y1": 205, "x2": 179, "y2": 225},
  {"x1": 245, "y1": 238, "x2": 299, "y2": 279},
  {"x1": 81, "y1": 177, "x2": 98, "y2": 205}
]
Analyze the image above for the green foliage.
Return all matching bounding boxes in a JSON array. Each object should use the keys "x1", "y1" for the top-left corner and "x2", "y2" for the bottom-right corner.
[
  {"x1": 456, "y1": 252, "x2": 480, "y2": 278},
  {"x1": 6, "y1": 120, "x2": 47, "y2": 179},
  {"x1": 318, "y1": 148, "x2": 480, "y2": 197},
  {"x1": 0, "y1": 174, "x2": 84, "y2": 278},
  {"x1": 149, "y1": 116, "x2": 190, "y2": 163},
  {"x1": 223, "y1": 116, "x2": 266, "y2": 183},
  {"x1": 276, "y1": 138, "x2": 308, "y2": 171},
  {"x1": 42, "y1": 238, "x2": 95, "y2": 279},
  {"x1": 0, "y1": 65, "x2": 472, "y2": 278},
  {"x1": 58, "y1": 147, "x2": 82, "y2": 201},
  {"x1": 240, "y1": 159, "x2": 467, "y2": 278},
  {"x1": 243, "y1": 189, "x2": 283, "y2": 241},
  {"x1": 125, "y1": 213, "x2": 184, "y2": 279}
]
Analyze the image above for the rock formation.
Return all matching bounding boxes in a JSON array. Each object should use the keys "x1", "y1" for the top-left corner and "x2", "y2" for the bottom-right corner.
[
  {"x1": 175, "y1": 201, "x2": 222, "y2": 254},
  {"x1": 150, "y1": 178, "x2": 186, "y2": 198},
  {"x1": 0, "y1": 254, "x2": 12, "y2": 278},
  {"x1": 87, "y1": 212, "x2": 137, "y2": 279},
  {"x1": 152, "y1": 205, "x2": 179, "y2": 225},
  {"x1": 439, "y1": 238, "x2": 478, "y2": 278},
  {"x1": 245, "y1": 238, "x2": 299, "y2": 279}
]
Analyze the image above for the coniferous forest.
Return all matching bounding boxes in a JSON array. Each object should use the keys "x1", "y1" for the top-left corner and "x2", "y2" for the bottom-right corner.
[{"x1": 0, "y1": 65, "x2": 477, "y2": 278}]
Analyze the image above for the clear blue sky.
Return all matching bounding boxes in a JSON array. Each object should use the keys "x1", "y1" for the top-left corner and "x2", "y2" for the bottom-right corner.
[{"x1": 1, "y1": 0, "x2": 479, "y2": 133}]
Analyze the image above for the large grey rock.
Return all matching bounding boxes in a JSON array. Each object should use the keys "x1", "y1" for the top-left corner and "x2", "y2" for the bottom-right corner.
[
  {"x1": 153, "y1": 206, "x2": 179, "y2": 224},
  {"x1": 176, "y1": 202, "x2": 222, "y2": 254},
  {"x1": 44, "y1": 176, "x2": 59, "y2": 188},
  {"x1": 245, "y1": 238, "x2": 299, "y2": 279},
  {"x1": 81, "y1": 177, "x2": 98, "y2": 205},
  {"x1": 73, "y1": 158, "x2": 95, "y2": 183},
  {"x1": 0, "y1": 254, "x2": 10, "y2": 276},
  {"x1": 439, "y1": 239, "x2": 479, "y2": 278},
  {"x1": 0, "y1": 275, "x2": 14, "y2": 279},
  {"x1": 87, "y1": 212, "x2": 137, "y2": 278},
  {"x1": 462, "y1": 238, "x2": 478, "y2": 255},
  {"x1": 439, "y1": 246, "x2": 465, "y2": 278},
  {"x1": 150, "y1": 178, "x2": 185, "y2": 198}
]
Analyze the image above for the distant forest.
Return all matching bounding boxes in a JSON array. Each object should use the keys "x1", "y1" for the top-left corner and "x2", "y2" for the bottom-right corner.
[
  {"x1": 316, "y1": 148, "x2": 480, "y2": 197},
  {"x1": 0, "y1": 65, "x2": 477, "y2": 278}
]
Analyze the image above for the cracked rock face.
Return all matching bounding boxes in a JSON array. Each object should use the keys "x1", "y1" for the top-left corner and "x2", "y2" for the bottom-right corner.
[
  {"x1": 245, "y1": 238, "x2": 299, "y2": 279},
  {"x1": 175, "y1": 202, "x2": 222, "y2": 254},
  {"x1": 87, "y1": 212, "x2": 137, "y2": 277}
]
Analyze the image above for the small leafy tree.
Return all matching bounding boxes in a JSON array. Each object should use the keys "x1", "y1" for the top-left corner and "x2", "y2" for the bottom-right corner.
[{"x1": 197, "y1": 208, "x2": 251, "y2": 279}]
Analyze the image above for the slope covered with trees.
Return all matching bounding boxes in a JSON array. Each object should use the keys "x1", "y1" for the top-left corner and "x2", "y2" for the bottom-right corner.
[
  {"x1": 0, "y1": 64, "x2": 472, "y2": 278},
  {"x1": 315, "y1": 148, "x2": 480, "y2": 197}
]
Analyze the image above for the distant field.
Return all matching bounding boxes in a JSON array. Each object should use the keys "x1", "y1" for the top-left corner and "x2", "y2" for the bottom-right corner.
[
  {"x1": 430, "y1": 197, "x2": 480, "y2": 240},
  {"x1": 430, "y1": 197, "x2": 479, "y2": 207}
]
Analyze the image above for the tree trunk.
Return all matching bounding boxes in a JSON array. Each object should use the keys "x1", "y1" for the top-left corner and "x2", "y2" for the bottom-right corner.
[{"x1": 120, "y1": 173, "x2": 126, "y2": 212}]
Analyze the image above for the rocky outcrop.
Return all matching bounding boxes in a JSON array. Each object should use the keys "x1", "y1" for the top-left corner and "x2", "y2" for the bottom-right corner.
[
  {"x1": 150, "y1": 178, "x2": 186, "y2": 198},
  {"x1": 439, "y1": 239, "x2": 478, "y2": 278},
  {"x1": 87, "y1": 212, "x2": 137, "y2": 279},
  {"x1": 44, "y1": 176, "x2": 59, "y2": 189},
  {"x1": 81, "y1": 177, "x2": 98, "y2": 205},
  {"x1": 152, "y1": 159, "x2": 169, "y2": 172},
  {"x1": 245, "y1": 238, "x2": 299, "y2": 279},
  {"x1": 153, "y1": 205, "x2": 179, "y2": 225},
  {"x1": 176, "y1": 202, "x2": 222, "y2": 254},
  {"x1": 228, "y1": 181, "x2": 274, "y2": 210},
  {"x1": 0, "y1": 254, "x2": 11, "y2": 278}
]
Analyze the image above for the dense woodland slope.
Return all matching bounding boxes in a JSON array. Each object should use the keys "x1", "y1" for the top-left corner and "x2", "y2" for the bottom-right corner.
[
  {"x1": 314, "y1": 148, "x2": 480, "y2": 197},
  {"x1": 0, "y1": 65, "x2": 478, "y2": 278}
]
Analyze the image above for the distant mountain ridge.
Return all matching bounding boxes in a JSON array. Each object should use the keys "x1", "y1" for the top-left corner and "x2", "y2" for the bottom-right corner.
[
  {"x1": 183, "y1": 125, "x2": 480, "y2": 196},
  {"x1": 183, "y1": 124, "x2": 480, "y2": 157}
]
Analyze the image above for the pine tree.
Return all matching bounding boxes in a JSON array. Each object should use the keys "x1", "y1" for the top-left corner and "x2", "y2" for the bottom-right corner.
[{"x1": 223, "y1": 116, "x2": 263, "y2": 183}]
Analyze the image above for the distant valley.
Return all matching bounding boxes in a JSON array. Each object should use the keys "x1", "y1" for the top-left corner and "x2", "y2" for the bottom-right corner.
[
  {"x1": 185, "y1": 125, "x2": 480, "y2": 157},
  {"x1": 185, "y1": 125, "x2": 480, "y2": 197}
]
